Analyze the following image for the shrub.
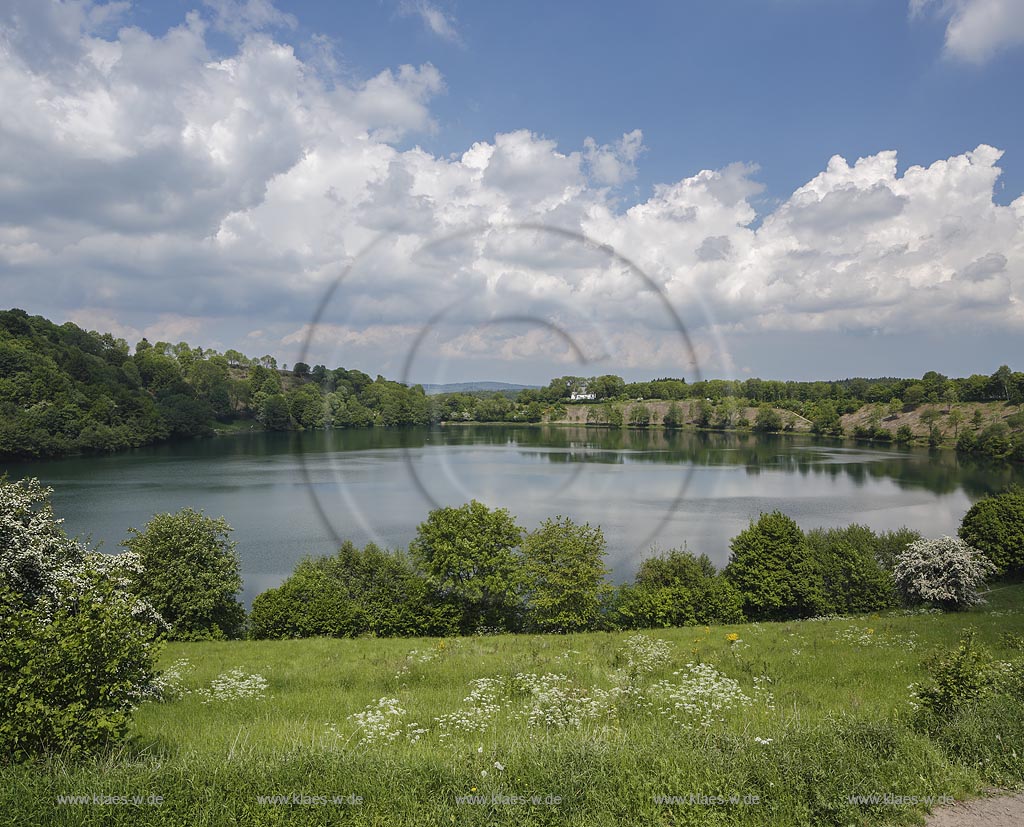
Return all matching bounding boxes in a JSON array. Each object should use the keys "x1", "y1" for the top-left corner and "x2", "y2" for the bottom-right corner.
[
  {"x1": 0, "y1": 478, "x2": 160, "y2": 759},
  {"x1": 753, "y1": 404, "x2": 782, "y2": 432},
  {"x1": 959, "y1": 489, "x2": 1024, "y2": 575},
  {"x1": 894, "y1": 424, "x2": 913, "y2": 443},
  {"x1": 410, "y1": 500, "x2": 523, "y2": 633},
  {"x1": 806, "y1": 524, "x2": 896, "y2": 614},
  {"x1": 629, "y1": 549, "x2": 744, "y2": 627},
  {"x1": 249, "y1": 542, "x2": 458, "y2": 639},
  {"x1": 977, "y1": 421, "x2": 1013, "y2": 459},
  {"x1": 873, "y1": 527, "x2": 923, "y2": 572},
  {"x1": 662, "y1": 402, "x2": 684, "y2": 430},
  {"x1": 914, "y1": 632, "x2": 1003, "y2": 717},
  {"x1": 956, "y1": 429, "x2": 978, "y2": 453},
  {"x1": 124, "y1": 508, "x2": 245, "y2": 640},
  {"x1": 636, "y1": 548, "x2": 715, "y2": 591},
  {"x1": 893, "y1": 536, "x2": 996, "y2": 611},
  {"x1": 724, "y1": 512, "x2": 827, "y2": 620},
  {"x1": 521, "y1": 517, "x2": 611, "y2": 632},
  {"x1": 609, "y1": 584, "x2": 697, "y2": 630}
]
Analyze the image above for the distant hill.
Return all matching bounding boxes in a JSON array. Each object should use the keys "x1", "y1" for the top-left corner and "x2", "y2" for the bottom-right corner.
[{"x1": 420, "y1": 381, "x2": 539, "y2": 396}]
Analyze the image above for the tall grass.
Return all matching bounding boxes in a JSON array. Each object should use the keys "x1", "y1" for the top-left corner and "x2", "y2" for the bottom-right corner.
[{"x1": 3, "y1": 587, "x2": 1023, "y2": 826}]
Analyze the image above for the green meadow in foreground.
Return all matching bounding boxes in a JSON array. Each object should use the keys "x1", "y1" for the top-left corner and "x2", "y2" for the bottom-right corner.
[{"x1": 3, "y1": 587, "x2": 1024, "y2": 827}]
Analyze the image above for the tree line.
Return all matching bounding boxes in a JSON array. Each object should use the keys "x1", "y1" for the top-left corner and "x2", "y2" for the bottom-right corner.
[
  {"x1": 14, "y1": 481, "x2": 1006, "y2": 643},
  {"x1": 0, "y1": 309, "x2": 435, "y2": 457},
  {"x1": 3, "y1": 476, "x2": 1021, "y2": 756},
  {"x1": 2, "y1": 308, "x2": 1021, "y2": 462}
]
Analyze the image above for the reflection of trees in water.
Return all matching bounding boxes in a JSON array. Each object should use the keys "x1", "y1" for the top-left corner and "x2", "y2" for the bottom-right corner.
[
  {"x1": 213, "y1": 425, "x2": 1023, "y2": 499},
  {"x1": 474, "y1": 425, "x2": 1021, "y2": 498}
]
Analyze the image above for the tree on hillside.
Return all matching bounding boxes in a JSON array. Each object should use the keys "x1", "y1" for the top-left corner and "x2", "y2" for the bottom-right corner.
[
  {"x1": 920, "y1": 407, "x2": 942, "y2": 430},
  {"x1": 946, "y1": 409, "x2": 965, "y2": 438},
  {"x1": 124, "y1": 508, "x2": 245, "y2": 640},
  {"x1": 662, "y1": 402, "x2": 684, "y2": 429},
  {"x1": 754, "y1": 403, "x2": 782, "y2": 432},
  {"x1": 724, "y1": 511, "x2": 826, "y2": 620},
  {"x1": 628, "y1": 404, "x2": 651, "y2": 428},
  {"x1": 521, "y1": 517, "x2": 611, "y2": 632},
  {"x1": 410, "y1": 500, "x2": 523, "y2": 632},
  {"x1": 942, "y1": 382, "x2": 959, "y2": 412}
]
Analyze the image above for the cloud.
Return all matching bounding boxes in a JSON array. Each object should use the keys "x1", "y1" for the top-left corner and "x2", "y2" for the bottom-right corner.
[
  {"x1": 1, "y1": 2, "x2": 1023, "y2": 379},
  {"x1": 583, "y1": 129, "x2": 645, "y2": 187},
  {"x1": 911, "y1": 0, "x2": 1024, "y2": 63},
  {"x1": 202, "y1": 0, "x2": 297, "y2": 39},
  {"x1": 398, "y1": 0, "x2": 461, "y2": 43}
]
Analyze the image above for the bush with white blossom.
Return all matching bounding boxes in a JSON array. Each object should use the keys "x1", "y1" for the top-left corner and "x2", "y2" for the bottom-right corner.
[
  {"x1": 0, "y1": 477, "x2": 162, "y2": 758},
  {"x1": 893, "y1": 536, "x2": 997, "y2": 612}
]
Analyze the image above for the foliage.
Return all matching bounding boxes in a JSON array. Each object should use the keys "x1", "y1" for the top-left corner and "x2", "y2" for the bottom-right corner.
[
  {"x1": 661, "y1": 402, "x2": 684, "y2": 429},
  {"x1": 613, "y1": 548, "x2": 744, "y2": 629},
  {"x1": 959, "y1": 489, "x2": 1024, "y2": 574},
  {"x1": 410, "y1": 501, "x2": 524, "y2": 633},
  {"x1": 520, "y1": 517, "x2": 611, "y2": 632},
  {"x1": 753, "y1": 403, "x2": 783, "y2": 432},
  {"x1": 805, "y1": 524, "x2": 897, "y2": 614},
  {"x1": 872, "y1": 527, "x2": 923, "y2": 571},
  {"x1": 724, "y1": 512, "x2": 827, "y2": 620},
  {"x1": 627, "y1": 404, "x2": 652, "y2": 428},
  {"x1": 914, "y1": 632, "x2": 1004, "y2": 718},
  {"x1": 124, "y1": 509, "x2": 245, "y2": 640},
  {"x1": 0, "y1": 477, "x2": 160, "y2": 759},
  {"x1": 248, "y1": 542, "x2": 457, "y2": 639},
  {"x1": 0, "y1": 310, "x2": 209, "y2": 458},
  {"x1": 893, "y1": 536, "x2": 997, "y2": 611}
]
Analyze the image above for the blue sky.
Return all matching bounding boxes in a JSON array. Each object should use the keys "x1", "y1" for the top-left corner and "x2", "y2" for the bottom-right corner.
[
  {"x1": 1, "y1": 0, "x2": 1023, "y2": 382},
  {"x1": 121, "y1": 0, "x2": 1024, "y2": 208}
]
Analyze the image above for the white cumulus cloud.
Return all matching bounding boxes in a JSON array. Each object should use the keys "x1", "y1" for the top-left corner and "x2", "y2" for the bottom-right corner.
[
  {"x1": 1, "y1": 1, "x2": 1023, "y2": 378},
  {"x1": 912, "y1": 0, "x2": 1024, "y2": 63}
]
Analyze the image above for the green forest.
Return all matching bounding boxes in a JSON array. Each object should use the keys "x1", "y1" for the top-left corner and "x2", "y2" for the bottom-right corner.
[{"x1": 2, "y1": 308, "x2": 1023, "y2": 461}]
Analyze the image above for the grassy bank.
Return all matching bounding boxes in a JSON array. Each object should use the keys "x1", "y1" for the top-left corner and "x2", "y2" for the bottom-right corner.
[{"x1": 3, "y1": 587, "x2": 1024, "y2": 826}]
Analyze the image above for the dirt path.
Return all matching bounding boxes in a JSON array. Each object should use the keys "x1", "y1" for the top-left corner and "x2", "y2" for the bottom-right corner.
[{"x1": 925, "y1": 791, "x2": 1024, "y2": 827}]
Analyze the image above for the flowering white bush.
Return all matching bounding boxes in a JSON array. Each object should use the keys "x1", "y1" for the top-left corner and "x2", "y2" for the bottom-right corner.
[
  {"x1": 893, "y1": 536, "x2": 997, "y2": 611},
  {"x1": 1, "y1": 477, "x2": 163, "y2": 757},
  {"x1": 0, "y1": 476, "x2": 162, "y2": 625}
]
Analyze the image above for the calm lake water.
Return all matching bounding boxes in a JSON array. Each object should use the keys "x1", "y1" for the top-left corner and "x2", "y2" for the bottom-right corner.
[{"x1": 5, "y1": 426, "x2": 1023, "y2": 605}]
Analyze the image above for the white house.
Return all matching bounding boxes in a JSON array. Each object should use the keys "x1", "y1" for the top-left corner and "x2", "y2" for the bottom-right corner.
[{"x1": 570, "y1": 387, "x2": 597, "y2": 401}]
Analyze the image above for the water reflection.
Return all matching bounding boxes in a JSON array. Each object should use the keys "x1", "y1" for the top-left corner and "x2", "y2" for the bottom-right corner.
[{"x1": 3, "y1": 425, "x2": 1021, "y2": 604}]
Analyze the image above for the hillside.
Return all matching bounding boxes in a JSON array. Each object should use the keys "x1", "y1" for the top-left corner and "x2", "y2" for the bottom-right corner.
[
  {"x1": 0, "y1": 309, "x2": 434, "y2": 458},
  {"x1": 0, "y1": 308, "x2": 214, "y2": 457}
]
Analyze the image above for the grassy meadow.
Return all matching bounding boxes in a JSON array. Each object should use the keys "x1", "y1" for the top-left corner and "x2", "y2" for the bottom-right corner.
[{"x1": 4, "y1": 587, "x2": 1024, "y2": 826}]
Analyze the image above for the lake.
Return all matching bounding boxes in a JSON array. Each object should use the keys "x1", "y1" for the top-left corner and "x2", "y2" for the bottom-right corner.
[{"x1": 5, "y1": 426, "x2": 1022, "y2": 605}]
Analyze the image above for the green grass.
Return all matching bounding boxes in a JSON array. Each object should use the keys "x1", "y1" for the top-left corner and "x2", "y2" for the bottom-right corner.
[{"x1": 3, "y1": 588, "x2": 1024, "y2": 826}]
